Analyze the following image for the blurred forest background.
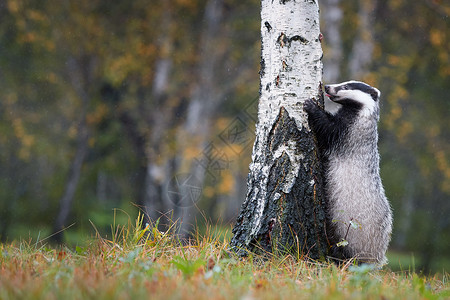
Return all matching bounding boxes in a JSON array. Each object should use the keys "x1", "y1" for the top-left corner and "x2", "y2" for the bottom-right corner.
[{"x1": 0, "y1": 0, "x2": 448, "y2": 273}]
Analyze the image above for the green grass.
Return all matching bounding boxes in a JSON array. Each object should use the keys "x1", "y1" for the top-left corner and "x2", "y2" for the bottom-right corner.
[{"x1": 0, "y1": 214, "x2": 449, "y2": 300}]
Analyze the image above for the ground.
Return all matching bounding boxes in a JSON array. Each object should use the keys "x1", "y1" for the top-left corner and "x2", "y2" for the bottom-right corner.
[{"x1": 0, "y1": 216, "x2": 448, "y2": 300}]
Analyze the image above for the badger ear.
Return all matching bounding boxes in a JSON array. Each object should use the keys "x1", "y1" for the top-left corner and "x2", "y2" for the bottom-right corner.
[{"x1": 371, "y1": 88, "x2": 380, "y2": 101}]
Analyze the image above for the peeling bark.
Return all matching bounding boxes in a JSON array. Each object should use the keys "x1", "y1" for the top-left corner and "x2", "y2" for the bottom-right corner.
[{"x1": 231, "y1": 0, "x2": 328, "y2": 259}]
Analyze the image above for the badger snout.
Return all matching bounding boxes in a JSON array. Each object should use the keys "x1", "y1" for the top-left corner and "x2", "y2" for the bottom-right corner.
[
  {"x1": 324, "y1": 85, "x2": 335, "y2": 94},
  {"x1": 324, "y1": 85, "x2": 336, "y2": 99}
]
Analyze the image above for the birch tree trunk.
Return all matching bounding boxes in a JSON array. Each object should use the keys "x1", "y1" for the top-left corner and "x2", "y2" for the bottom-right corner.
[{"x1": 230, "y1": 0, "x2": 328, "y2": 259}]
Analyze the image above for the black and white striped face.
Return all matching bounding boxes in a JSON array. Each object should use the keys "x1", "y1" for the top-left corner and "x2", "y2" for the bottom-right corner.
[{"x1": 325, "y1": 81, "x2": 381, "y2": 117}]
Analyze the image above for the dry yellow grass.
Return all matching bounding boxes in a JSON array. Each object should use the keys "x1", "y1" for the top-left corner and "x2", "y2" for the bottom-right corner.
[{"x1": 0, "y1": 215, "x2": 448, "y2": 300}]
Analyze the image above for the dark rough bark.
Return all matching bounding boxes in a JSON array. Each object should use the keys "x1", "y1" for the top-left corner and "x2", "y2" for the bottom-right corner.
[
  {"x1": 231, "y1": 107, "x2": 329, "y2": 260},
  {"x1": 230, "y1": 0, "x2": 327, "y2": 261}
]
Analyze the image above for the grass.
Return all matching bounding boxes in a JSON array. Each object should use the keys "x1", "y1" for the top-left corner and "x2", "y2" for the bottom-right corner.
[{"x1": 0, "y1": 214, "x2": 449, "y2": 300}]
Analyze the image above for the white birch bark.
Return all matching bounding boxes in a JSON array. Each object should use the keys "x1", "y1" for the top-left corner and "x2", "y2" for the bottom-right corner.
[
  {"x1": 231, "y1": 0, "x2": 328, "y2": 258},
  {"x1": 258, "y1": 0, "x2": 323, "y2": 130}
]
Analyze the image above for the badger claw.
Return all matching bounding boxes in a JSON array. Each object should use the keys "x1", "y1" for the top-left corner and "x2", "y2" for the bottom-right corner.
[{"x1": 304, "y1": 98, "x2": 318, "y2": 113}]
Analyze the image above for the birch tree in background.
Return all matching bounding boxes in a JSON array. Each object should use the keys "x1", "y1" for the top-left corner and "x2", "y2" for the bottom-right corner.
[
  {"x1": 231, "y1": 0, "x2": 328, "y2": 259},
  {"x1": 144, "y1": 4, "x2": 175, "y2": 228},
  {"x1": 174, "y1": 0, "x2": 225, "y2": 236}
]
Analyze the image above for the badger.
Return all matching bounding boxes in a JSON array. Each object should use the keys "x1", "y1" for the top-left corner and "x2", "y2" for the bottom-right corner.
[{"x1": 304, "y1": 80, "x2": 392, "y2": 265}]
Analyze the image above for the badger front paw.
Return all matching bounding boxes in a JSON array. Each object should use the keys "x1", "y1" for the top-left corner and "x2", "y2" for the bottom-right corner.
[{"x1": 304, "y1": 98, "x2": 318, "y2": 114}]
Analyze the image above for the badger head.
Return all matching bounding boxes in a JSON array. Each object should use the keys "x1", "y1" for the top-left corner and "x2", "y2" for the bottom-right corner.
[{"x1": 324, "y1": 81, "x2": 381, "y2": 118}]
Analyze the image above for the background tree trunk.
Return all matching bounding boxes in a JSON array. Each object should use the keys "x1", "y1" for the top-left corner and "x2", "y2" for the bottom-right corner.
[
  {"x1": 143, "y1": 53, "x2": 174, "y2": 228},
  {"x1": 173, "y1": 0, "x2": 226, "y2": 237},
  {"x1": 52, "y1": 56, "x2": 95, "y2": 242},
  {"x1": 321, "y1": 0, "x2": 344, "y2": 115},
  {"x1": 230, "y1": 0, "x2": 328, "y2": 259},
  {"x1": 348, "y1": 0, "x2": 375, "y2": 78},
  {"x1": 322, "y1": 0, "x2": 343, "y2": 83},
  {"x1": 142, "y1": 4, "x2": 176, "y2": 229}
]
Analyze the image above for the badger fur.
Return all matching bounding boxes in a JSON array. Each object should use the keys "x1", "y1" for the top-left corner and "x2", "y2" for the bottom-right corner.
[{"x1": 304, "y1": 81, "x2": 392, "y2": 265}]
